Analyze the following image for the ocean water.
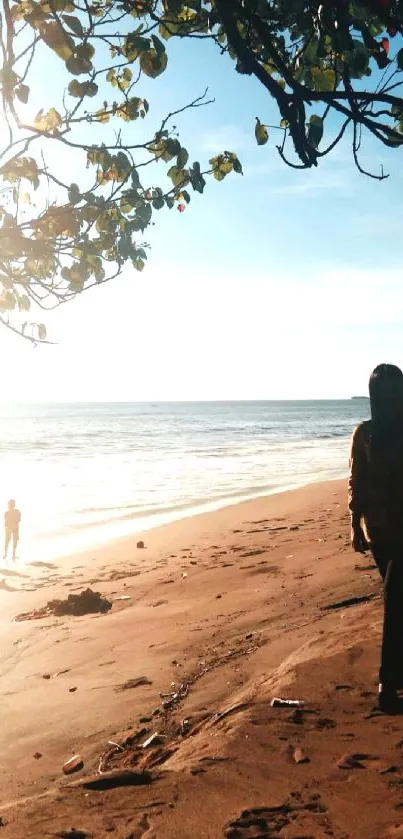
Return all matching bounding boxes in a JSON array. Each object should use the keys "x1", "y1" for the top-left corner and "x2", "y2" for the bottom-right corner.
[{"x1": 0, "y1": 400, "x2": 369, "y2": 562}]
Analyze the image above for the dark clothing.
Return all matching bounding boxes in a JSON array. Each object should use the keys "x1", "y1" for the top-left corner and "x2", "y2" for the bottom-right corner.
[
  {"x1": 371, "y1": 541, "x2": 403, "y2": 689},
  {"x1": 348, "y1": 420, "x2": 403, "y2": 543},
  {"x1": 349, "y1": 422, "x2": 403, "y2": 690}
]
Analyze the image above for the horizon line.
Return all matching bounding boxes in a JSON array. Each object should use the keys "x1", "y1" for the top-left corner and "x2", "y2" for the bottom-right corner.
[{"x1": 0, "y1": 397, "x2": 369, "y2": 405}]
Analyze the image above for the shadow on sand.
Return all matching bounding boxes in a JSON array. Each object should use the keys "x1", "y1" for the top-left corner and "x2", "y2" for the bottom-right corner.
[
  {"x1": 0, "y1": 579, "x2": 18, "y2": 592},
  {"x1": 28, "y1": 561, "x2": 57, "y2": 570},
  {"x1": 0, "y1": 567, "x2": 28, "y2": 579}
]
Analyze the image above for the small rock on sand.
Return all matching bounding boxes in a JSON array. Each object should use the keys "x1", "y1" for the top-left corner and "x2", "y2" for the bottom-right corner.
[
  {"x1": 294, "y1": 747, "x2": 309, "y2": 764},
  {"x1": 337, "y1": 753, "x2": 364, "y2": 770}
]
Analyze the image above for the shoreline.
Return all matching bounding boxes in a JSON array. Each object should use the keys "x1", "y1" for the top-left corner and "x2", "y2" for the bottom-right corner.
[
  {"x1": 20, "y1": 470, "x2": 349, "y2": 565},
  {"x1": 2, "y1": 476, "x2": 393, "y2": 839}
]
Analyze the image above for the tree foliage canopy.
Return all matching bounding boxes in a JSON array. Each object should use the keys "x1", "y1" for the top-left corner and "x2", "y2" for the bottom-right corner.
[{"x1": 1, "y1": 0, "x2": 402, "y2": 340}]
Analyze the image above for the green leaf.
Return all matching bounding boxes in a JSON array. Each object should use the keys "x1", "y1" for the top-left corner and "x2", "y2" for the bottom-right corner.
[
  {"x1": 307, "y1": 114, "x2": 323, "y2": 148},
  {"x1": 303, "y1": 37, "x2": 319, "y2": 65},
  {"x1": 94, "y1": 108, "x2": 110, "y2": 124},
  {"x1": 68, "y1": 183, "x2": 81, "y2": 204},
  {"x1": 117, "y1": 96, "x2": 144, "y2": 121},
  {"x1": 167, "y1": 165, "x2": 190, "y2": 188},
  {"x1": 190, "y1": 164, "x2": 205, "y2": 194},
  {"x1": 44, "y1": 0, "x2": 75, "y2": 11},
  {"x1": 0, "y1": 291, "x2": 16, "y2": 311},
  {"x1": 106, "y1": 68, "x2": 117, "y2": 86},
  {"x1": 38, "y1": 324, "x2": 47, "y2": 341},
  {"x1": 123, "y1": 34, "x2": 150, "y2": 61},
  {"x1": 18, "y1": 295, "x2": 31, "y2": 312},
  {"x1": 41, "y1": 22, "x2": 75, "y2": 60},
  {"x1": 68, "y1": 79, "x2": 98, "y2": 97},
  {"x1": 151, "y1": 33, "x2": 166, "y2": 55},
  {"x1": 77, "y1": 42, "x2": 95, "y2": 61},
  {"x1": 140, "y1": 49, "x2": 168, "y2": 78},
  {"x1": 346, "y1": 41, "x2": 370, "y2": 78},
  {"x1": 66, "y1": 55, "x2": 92, "y2": 75},
  {"x1": 310, "y1": 67, "x2": 336, "y2": 92},
  {"x1": 34, "y1": 107, "x2": 63, "y2": 132},
  {"x1": 120, "y1": 195, "x2": 134, "y2": 214},
  {"x1": 177, "y1": 147, "x2": 189, "y2": 170},
  {"x1": 159, "y1": 20, "x2": 177, "y2": 40},
  {"x1": 62, "y1": 14, "x2": 84, "y2": 36},
  {"x1": 0, "y1": 156, "x2": 40, "y2": 189},
  {"x1": 163, "y1": 138, "x2": 181, "y2": 161},
  {"x1": 122, "y1": 67, "x2": 133, "y2": 83},
  {"x1": 116, "y1": 151, "x2": 131, "y2": 176},
  {"x1": 255, "y1": 117, "x2": 268, "y2": 146},
  {"x1": 232, "y1": 156, "x2": 243, "y2": 175},
  {"x1": 15, "y1": 84, "x2": 30, "y2": 104}
]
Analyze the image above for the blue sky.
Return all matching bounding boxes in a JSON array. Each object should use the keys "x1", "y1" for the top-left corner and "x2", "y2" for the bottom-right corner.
[{"x1": 1, "y1": 33, "x2": 403, "y2": 401}]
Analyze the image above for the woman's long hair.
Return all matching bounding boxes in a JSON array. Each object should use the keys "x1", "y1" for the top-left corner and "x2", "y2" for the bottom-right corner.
[{"x1": 369, "y1": 364, "x2": 403, "y2": 451}]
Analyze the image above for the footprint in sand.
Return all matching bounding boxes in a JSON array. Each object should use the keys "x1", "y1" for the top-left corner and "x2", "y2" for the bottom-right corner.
[
  {"x1": 348, "y1": 646, "x2": 364, "y2": 665},
  {"x1": 129, "y1": 813, "x2": 151, "y2": 838},
  {"x1": 29, "y1": 561, "x2": 56, "y2": 570},
  {"x1": 246, "y1": 565, "x2": 279, "y2": 577},
  {"x1": 382, "y1": 826, "x2": 403, "y2": 838},
  {"x1": 225, "y1": 805, "x2": 289, "y2": 838},
  {"x1": 225, "y1": 798, "x2": 328, "y2": 838}
]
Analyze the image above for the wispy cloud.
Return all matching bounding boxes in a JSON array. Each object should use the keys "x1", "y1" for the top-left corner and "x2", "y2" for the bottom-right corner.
[
  {"x1": 350, "y1": 211, "x2": 403, "y2": 238},
  {"x1": 196, "y1": 123, "x2": 252, "y2": 154},
  {"x1": 271, "y1": 170, "x2": 353, "y2": 197}
]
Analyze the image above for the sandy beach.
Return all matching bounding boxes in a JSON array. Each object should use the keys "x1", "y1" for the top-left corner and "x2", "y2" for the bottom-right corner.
[{"x1": 0, "y1": 478, "x2": 400, "y2": 838}]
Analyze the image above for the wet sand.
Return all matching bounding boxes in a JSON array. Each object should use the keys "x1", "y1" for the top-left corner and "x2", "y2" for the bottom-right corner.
[{"x1": 0, "y1": 479, "x2": 399, "y2": 839}]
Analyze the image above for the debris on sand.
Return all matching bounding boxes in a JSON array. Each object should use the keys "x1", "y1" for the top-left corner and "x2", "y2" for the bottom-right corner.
[
  {"x1": 15, "y1": 589, "x2": 112, "y2": 622},
  {"x1": 114, "y1": 676, "x2": 152, "y2": 692},
  {"x1": 142, "y1": 733, "x2": 165, "y2": 749},
  {"x1": 63, "y1": 755, "x2": 84, "y2": 775},
  {"x1": 271, "y1": 697, "x2": 305, "y2": 708},
  {"x1": 136, "y1": 540, "x2": 145, "y2": 549},
  {"x1": 160, "y1": 681, "x2": 188, "y2": 709},
  {"x1": 14, "y1": 608, "x2": 51, "y2": 622}
]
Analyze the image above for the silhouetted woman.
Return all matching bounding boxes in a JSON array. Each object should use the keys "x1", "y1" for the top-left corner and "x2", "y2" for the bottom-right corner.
[{"x1": 349, "y1": 363, "x2": 403, "y2": 713}]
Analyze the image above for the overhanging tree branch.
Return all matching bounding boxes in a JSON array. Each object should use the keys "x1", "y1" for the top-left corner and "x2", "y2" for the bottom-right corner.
[{"x1": 1, "y1": 0, "x2": 403, "y2": 341}]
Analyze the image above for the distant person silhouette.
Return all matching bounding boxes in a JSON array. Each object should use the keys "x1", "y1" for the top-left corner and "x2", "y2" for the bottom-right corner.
[
  {"x1": 349, "y1": 364, "x2": 403, "y2": 714},
  {"x1": 4, "y1": 499, "x2": 21, "y2": 562}
]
